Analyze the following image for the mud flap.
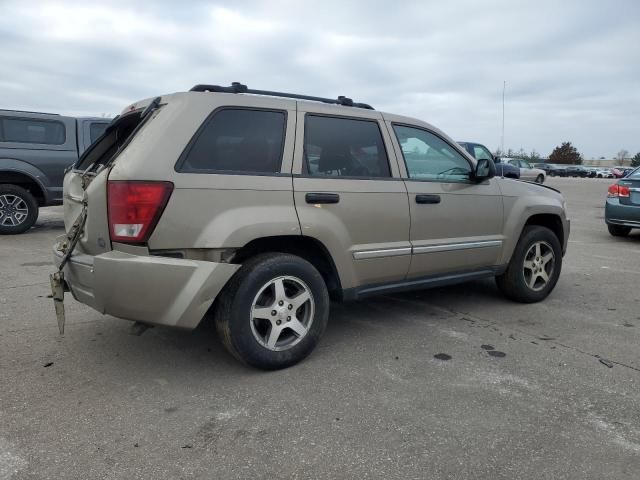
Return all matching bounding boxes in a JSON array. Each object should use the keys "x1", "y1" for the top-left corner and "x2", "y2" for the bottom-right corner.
[{"x1": 50, "y1": 271, "x2": 66, "y2": 334}]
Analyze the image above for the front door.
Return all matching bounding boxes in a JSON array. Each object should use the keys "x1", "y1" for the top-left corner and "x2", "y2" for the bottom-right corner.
[
  {"x1": 386, "y1": 122, "x2": 504, "y2": 278},
  {"x1": 292, "y1": 108, "x2": 411, "y2": 290}
]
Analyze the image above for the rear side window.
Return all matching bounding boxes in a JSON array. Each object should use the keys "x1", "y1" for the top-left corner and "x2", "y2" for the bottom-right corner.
[
  {"x1": 0, "y1": 117, "x2": 66, "y2": 145},
  {"x1": 179, "y1": 109, "x2": 286, "y2": 174},
  {"x1": 89, "y1": 122, "x2": 109, "y2": 143},
  {"x1": 304, "y1": 115, "x2": 390, "y2": 178}
]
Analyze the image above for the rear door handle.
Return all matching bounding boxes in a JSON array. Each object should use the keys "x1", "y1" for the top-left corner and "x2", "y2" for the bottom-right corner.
[
  {"x1": 305, "y1": 193, "x2": 340, "y2": 204},
  {"x1": 415, "y1": 194, "x2": 441, "y2": 204}
]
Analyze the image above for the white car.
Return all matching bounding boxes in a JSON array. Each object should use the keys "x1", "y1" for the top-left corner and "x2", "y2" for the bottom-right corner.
[
  {"x1": 506, "y1": 159, "x2": 547, "y2": 183},
  {"x1": 595, "y1": 168, "x2": 614, "y2": 178}
]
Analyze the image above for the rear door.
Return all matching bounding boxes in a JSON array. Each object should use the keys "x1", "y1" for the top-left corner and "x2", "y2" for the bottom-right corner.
[
  {"x1": 386, "y1": 121, "x2": 504, "y2": 278},
  {"x1": 292, "y1": 105, "x2": 411, "y2": 290}
]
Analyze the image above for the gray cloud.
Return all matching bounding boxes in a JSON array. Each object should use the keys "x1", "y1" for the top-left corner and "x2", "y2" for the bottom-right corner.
[{"x1": 1, "y1": 0, "x2": 638, "y2": 158}]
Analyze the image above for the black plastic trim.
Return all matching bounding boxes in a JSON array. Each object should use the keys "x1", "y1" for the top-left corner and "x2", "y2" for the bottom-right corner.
[{"x1": 342, "y1": 268, "x2": 503, "y2": 301}]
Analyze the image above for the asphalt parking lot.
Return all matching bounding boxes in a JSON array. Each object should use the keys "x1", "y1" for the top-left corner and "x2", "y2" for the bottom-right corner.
[{"x1": 1, "y1": 178, "x2": 639, "y2": 479}]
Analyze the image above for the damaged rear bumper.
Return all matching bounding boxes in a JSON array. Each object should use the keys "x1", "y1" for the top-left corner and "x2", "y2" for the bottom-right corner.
[{"x1": 52, "y1": 238, "x2": 239, "y2": 329}]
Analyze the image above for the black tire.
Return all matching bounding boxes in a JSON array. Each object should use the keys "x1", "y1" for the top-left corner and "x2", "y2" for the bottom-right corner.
[
  {"x1": 496, "y1": 226, "x2": 562, "y2": 303},
  {"x1": 549, "y1": 171, "x2": 556, "y2": 177},
  {"x1": 0, "y1": 184, "x2": 39, "y2": 235},
  {"x1": 535, "y1": 174, "x2": 544, "y2": 184},
  {"x1": 607, "y1": 224, "x2": 631, "y2": 237},
  {"x1": 214, "y1": 253, "x2": 329, "y2": 370}
]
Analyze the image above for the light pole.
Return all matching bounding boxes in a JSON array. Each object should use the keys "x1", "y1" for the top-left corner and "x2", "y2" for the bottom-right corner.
[{"x1": 501, "y1": 80, "x2": 506, "y2": 155}]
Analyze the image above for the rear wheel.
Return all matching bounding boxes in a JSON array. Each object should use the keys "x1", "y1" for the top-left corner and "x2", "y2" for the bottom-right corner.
[
  {"x1": 0, "y1": 184, "x2": 39, "y2": 235},
  {"x1": 214, "y1": 253, "x2": 329, "y2": 370},
  {"x1": 535, "y1": 174, "x2": 544, "y2": 184},
  {"x1": 607, "y1": 224, "x2": 631, "y2": 237},
  {"x1": 496, "y1": 226, "x2": 562, "y2": 303}
]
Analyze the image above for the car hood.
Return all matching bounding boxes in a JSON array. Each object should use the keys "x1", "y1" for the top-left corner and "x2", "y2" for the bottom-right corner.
[{"x1": 496, "y1": 176, "x2": 563, "y2": 200}]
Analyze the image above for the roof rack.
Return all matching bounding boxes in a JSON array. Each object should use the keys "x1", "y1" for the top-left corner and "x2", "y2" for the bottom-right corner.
[{"x1": 189, "y1": 82, "x2": 374, "y2": 110}]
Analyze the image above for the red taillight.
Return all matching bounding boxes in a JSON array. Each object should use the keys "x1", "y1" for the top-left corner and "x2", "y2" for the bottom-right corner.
[
  {"x1": 607, "y1": 184, "x2": 629, "y2": 198},
  {"x1": 107, "y1": 181, "x2": 173, "y2": 244}
]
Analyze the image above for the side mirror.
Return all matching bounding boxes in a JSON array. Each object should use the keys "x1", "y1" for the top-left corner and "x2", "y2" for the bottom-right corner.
[{"x1": 474, "y1": 158, "x2": 495, "y2": 181}]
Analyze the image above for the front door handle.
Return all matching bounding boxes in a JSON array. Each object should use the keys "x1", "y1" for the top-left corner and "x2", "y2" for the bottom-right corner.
[
  {"x1": 305, "y1": 193, "x2": 340, "y2": 204},
  {"x1": 415, "y1": 194, "x2": 441, "y2": 204}
]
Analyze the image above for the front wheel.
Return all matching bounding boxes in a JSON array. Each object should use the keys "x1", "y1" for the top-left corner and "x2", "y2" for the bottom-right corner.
[
  {"x1": 608, "y1": 224, "x2": 631, "y2": 237},
  {"x1": 535, "y1": 174, "x2": 544, "y2": 184},
  {"x1": 496, "y1": 226, "x2": 562, "y2": 303},
  {"x1": 214, "y1": 253, "x2": 329, "y2": 370},
  {"x1": 0, "y1": 184, "x2": 39, "y2": 235}
]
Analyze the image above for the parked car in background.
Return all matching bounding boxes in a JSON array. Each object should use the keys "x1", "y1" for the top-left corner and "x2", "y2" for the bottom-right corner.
[
  {"x1": 52, "y1": 83, "x2": 569, "y2": 370},
  {"x1": 0, "y1": 109, "x2": 110, "y2": 234},
  {"x1": 534, "y1": 163, "x2": 567, "y2": 177},
  {"x1": 506, "y1": 159, "x2": 546, "y2": 183},
  {"x1": 457, "y1": 141, "x2": 519, "y2": 179},
  {"x1": 611, "y1": 167, "x2": 634, "y2": 178},
  {"x1": 605, "y1": 166, "x2": 640, "y2": 236},
  {"x1": 594, "y1": 168, "x2": 614, "y2": 178},
  {"x1": 565, "y1": 165, "x2": 590, "y2": 178}
]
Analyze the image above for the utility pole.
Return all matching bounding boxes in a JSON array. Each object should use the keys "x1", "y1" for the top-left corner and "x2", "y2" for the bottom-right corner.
[{"x1": 501, "y1": 80, "x2": 506, "y2": 155}]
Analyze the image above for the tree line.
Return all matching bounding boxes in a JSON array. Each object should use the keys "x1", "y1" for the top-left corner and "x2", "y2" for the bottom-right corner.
[{"x1": 494, "y1": 143, "x2": 640, "y2": 166}]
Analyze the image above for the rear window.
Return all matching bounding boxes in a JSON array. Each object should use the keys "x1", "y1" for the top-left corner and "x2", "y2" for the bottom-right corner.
[
  {"x1": 628, "y1": 167, "x2": 640, "y2": 179},
  {"x1": 178, "y1": 108, "x2": 286, "y2": 174},
  {"x1": 75, "y1": 112, "x2": 142, "y2": 170},
  {"x1": 89, "y1": 122, "x2": 109, "y2": 143},
  {"x1": 0, "y1": 117, "x2": 66, "y2": 145}
]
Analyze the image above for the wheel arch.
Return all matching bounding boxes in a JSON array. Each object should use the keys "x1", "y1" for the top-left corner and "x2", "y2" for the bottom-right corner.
[
  {"x1": 231, "y1": 235, "x2": 344, "y2": 299},
  {"x1": 524, "y1": 213, "x2": 564, "y2": 247},
  {"x1": 0, "y1": 168, "x2": 49, "y2": 206}
]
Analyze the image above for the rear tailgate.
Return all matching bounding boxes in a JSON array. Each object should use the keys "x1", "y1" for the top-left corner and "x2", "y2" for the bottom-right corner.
[{"x1": 60, "y1": 104, "x2": 159, "y2": 256}]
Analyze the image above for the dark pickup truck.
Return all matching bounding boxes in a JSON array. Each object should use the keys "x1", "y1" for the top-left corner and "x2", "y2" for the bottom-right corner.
[{"x1": 0, "y1": 109, "x2": 110, "y2": 233}]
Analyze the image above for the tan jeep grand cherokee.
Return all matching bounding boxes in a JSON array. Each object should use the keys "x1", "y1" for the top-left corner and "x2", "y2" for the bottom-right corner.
[{"x1": 52, "y1": 83, "x2": 569, "y2": 370}]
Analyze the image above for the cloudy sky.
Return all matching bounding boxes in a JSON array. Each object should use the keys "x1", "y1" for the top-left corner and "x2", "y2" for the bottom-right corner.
[{"x1": 1, "y1": 0, "x2": 638, "y2": 158}]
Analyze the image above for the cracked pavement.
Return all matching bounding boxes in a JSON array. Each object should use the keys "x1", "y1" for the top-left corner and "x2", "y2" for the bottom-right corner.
[{"x1": 1, "y1": 178, "x2": 639, "y2": 479}]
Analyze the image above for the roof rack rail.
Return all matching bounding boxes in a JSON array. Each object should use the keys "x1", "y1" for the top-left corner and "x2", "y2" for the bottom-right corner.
[{"x1": 189, "y1": 82, "x2": 374, "y2": 110}]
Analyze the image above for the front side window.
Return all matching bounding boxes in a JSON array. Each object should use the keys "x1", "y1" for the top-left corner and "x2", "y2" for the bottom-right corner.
[
  {"x1": 393, "y1": 125, "x2": 471, "y2": 181},
  {"x1": 472, "y1": 144, "x2": 493, "y2": 161},
  {"x1": 179, "y1": 109, "x2": 286, "y2": 174},
  {"x1": 304, "y1": 115, "x2": 390, "y2": 178},
  {"x1": 0, "y1": 117, "x2": 66, "y2": 145}
]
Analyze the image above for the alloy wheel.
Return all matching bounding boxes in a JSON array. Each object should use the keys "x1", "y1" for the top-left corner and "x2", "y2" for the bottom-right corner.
[
  {"x1": 522, "y1": 241, "x2": 555, "y2": 291},
  {"x1": 250, "y1": 276, "x2": 315, "y2": 351},
  {"x1": 0, "y1": 194, "x2": 29, "y2": 227}
]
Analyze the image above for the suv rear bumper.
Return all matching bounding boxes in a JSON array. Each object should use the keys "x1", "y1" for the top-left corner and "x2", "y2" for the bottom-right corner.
[{"x1": 52, "y1": 238, "x2": 239, "y2": 329}]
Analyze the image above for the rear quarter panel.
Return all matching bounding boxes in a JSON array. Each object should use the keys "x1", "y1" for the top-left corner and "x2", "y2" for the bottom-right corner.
[{"x1": 107, "y1": 93, "x2": 301, "y2": 250}]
